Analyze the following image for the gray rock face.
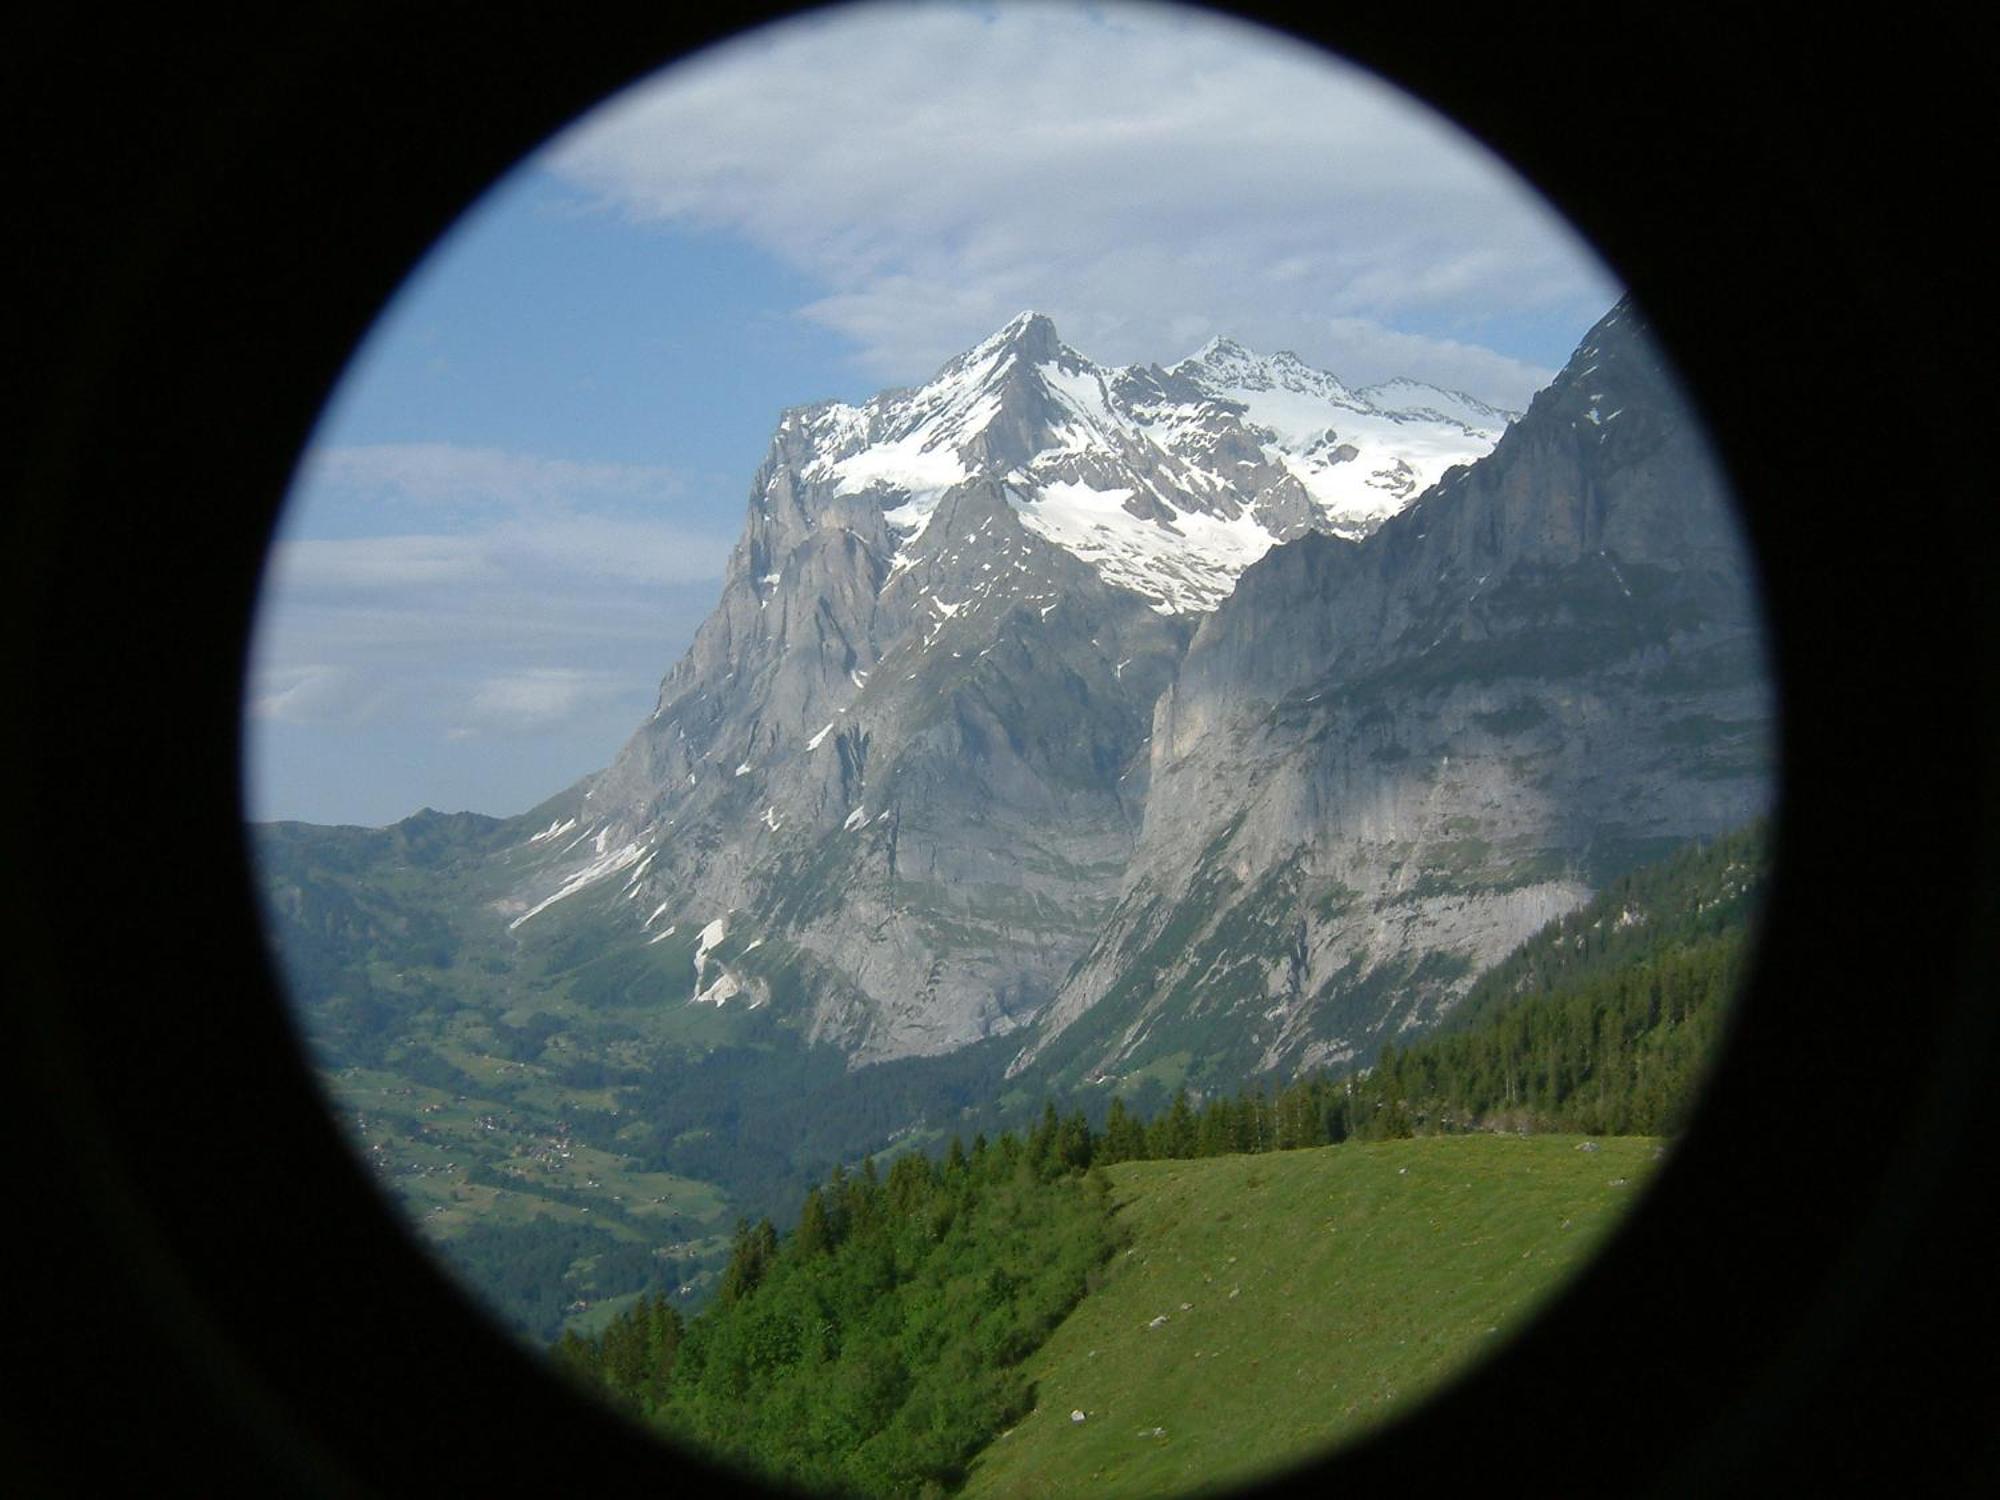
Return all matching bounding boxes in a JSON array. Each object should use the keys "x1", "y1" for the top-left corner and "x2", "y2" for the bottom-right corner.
[
  {"x1": 496, "y1": 302, "x2": 1766, "y2": 1080},
  {"x1": 490, "y1": 312, "x2": 1513, "y2": 1066},
  {"x1": 559, "y1": 470, "x2": 1185, "y2": 1063},
  {"x1": 1011, "y1": 299, "x2": 1775, "y2": 1084}
]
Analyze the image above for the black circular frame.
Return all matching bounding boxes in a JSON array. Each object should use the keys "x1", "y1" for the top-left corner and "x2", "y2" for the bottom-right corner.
[{"x1": 7, "y1": 6, "x2": 1992, "y2": 1495}]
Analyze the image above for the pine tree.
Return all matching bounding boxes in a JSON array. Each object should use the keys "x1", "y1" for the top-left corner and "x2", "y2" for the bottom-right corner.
[
  {"x1": 718, "y1": 1217, "x2": 780, "y2": 1305},
  {"x1": 1028, "y1": 1101, "x2": 1060, "y2": 1175},
  {"x1": 643, "y1": 1296, "x2": 683, "y2": 1406},
  {"x1": 795, "y1": 1187, "x2": 833, "y2": 1258},
  {"x1": 1152, "y1": 1087, "x2": 1197, "y2": 1158},
  {"x1": 600, "y1": 1298, "x2": 650, "y2": 1397},
  {"x1": 1055, "y1": 1109, "x2": 1094, "y2": 1173},
  {"x1": 1101, "y1": 1096, "x2": 1144, "y2": 1163},
  {"x1": 551, "y1": 1328, "x2": 599, "y2": 1388},
  {"x1": 1197, "y1": 1097, "x2": 1233, "y2": 1157}
]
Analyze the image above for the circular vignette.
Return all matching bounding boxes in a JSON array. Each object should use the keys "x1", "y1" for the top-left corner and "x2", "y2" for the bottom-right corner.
[{"x1": 6, "y1": 6, "x2": 1992, "y2": 1498}]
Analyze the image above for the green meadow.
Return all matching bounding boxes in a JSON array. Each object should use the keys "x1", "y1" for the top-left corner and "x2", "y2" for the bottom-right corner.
[{"x1": 963, "y1": 1134, "x2": 1660, "y2": 1497}]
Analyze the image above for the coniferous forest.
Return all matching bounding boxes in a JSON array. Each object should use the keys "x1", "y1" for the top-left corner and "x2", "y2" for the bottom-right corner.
[{"x1": 556, "y1": 1139, "x2": 1121, "y2": 1496}]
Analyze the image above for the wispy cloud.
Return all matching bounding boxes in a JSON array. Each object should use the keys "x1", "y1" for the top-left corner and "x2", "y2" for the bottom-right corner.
[
  {"x1": 540, "y1": 1, "x2": 1617, "y2": 403},
  {"x1": 247, "y1": 664, "x2": 402, "y2": 727},
  {"x1": 265, "y1": 513, "x2": 731, "y2": 596},
  {"x1": 449, "y1": 668, "x2": 632, "y2": 739},
  {"x1": 250, "y1": 441, "x2": 733, "y2": 739},
  {"x1": 1319, "y1": 318, "x2": 1557, "y2": 407},
  {"x1": 275, "y1": 440, "x2": 734, "y2": 586},
  {"x1": 295, "y1": 443, "x2": 684, "y2": 516},
  {"x1": 262, "y1": 534, "x2": 505, "y2": 592}
]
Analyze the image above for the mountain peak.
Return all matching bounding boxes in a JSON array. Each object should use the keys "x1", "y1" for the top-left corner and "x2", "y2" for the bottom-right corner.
[
  {"x1": 997, "y1": 308, "x2": 1053, "y2": 334},
  {"x1": 1525, "y1": 294, "x2": 1661, "y2": 443},
  {"x1": 1173, "y1": 336, "x2": 1350, "y2": 398},
  {"x1": 794, "y1": 314, "x2": 1516, "y2": 613},
  {"x1": 978, "y1": 310, "x2": 1062, "y2": 359},
  {"x1": 1190, "y1": 334, "x2": 1252, "y2": 364}
]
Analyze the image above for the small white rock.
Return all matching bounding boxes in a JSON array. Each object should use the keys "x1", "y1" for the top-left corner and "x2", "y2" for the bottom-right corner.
[{"x1": 1071, "y1": 1410, "x2": 1087, "y2": 1424}]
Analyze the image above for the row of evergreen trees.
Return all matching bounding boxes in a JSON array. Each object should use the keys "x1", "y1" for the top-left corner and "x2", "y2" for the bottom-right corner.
[{"x1": 1360, "y1": 929, "x2": 1741, "y2": 1137}]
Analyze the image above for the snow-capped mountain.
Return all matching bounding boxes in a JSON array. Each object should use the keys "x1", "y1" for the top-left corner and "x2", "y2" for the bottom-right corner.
[
  {"x1": 263, "y1": 298, "x2": 1768, "y2": 1113},
  {"x1": 273, "y1": 303, "x2": 1758, "y2": 1084},
  {"x1": 466, "y1": 314, "x2": 1521, "y2": 1063},
  {"x1": 792, "y1": 312, "x2": 1511, "y2": 613}
]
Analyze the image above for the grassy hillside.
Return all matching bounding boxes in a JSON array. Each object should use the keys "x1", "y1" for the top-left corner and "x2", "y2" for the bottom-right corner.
[{"x1": 962, "y1": 1134, "x2": 1660, "y2": 1498}]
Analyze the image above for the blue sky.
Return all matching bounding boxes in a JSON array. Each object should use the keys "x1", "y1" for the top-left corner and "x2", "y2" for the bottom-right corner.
[{"x1": 245, "y1": 0, "x2": 1620, "y2": 828}]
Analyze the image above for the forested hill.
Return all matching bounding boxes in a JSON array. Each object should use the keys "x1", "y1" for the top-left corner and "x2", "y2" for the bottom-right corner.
[
  {"x1": 1347, "y1": 818, "x2": 1767, "y2": 1137},
  {"x1": 556, "y1": 1138, "x2": 1124, "y2": 1497},
  {"x1": 1448, "y1": 819, "x2": 1764, "y2": 1036}
]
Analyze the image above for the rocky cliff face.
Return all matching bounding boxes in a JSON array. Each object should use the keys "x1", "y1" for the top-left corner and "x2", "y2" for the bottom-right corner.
[
  {"x1": 491, "y1": 314, "x2": 1507, "y2": 1064},
  {"x1": 1010, "y1": 301, "x2": 1774, "y2": 1087}
]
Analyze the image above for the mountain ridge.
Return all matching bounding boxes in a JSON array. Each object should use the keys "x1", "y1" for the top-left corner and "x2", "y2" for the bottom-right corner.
[
  {"x1": 256, "y1": 296, "x2": 1771, "y2": 1214},
  {"x1": 490, "y1": 312, "x2": 1525, "y2": 1066}
]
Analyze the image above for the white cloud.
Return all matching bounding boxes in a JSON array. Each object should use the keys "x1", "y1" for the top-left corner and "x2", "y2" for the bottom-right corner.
[
  {"x1": 247, "y1": 664, "x2": 399, "y2": 727},
  {"x1": 249, "y1": 441, "x2": 734, "y2": 741},
  {"x1": 263, "y1": 516, "x2": 732, "y2": 599},
  {"x1": 450, "y1": 668, "x2": 631, "y2": 738},
  {"x1": 538, "y1": 0, "x2": 1619, "y2": 404},
  {"x1": 263, "y1": 534, "x2": 504, "y2": 592},
  {"x1": 274, "y1": 443, "x2": 735, "y2": 588},
  {"x1": 292, "y1": 442, "x2": 685, "y2": 518},
  {"x1": 486, "y1": 511, "x2": 734, "y2": 588},
  {"x1": 1319, "y1": 318, "x2": 1557, "y2": 405}
]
